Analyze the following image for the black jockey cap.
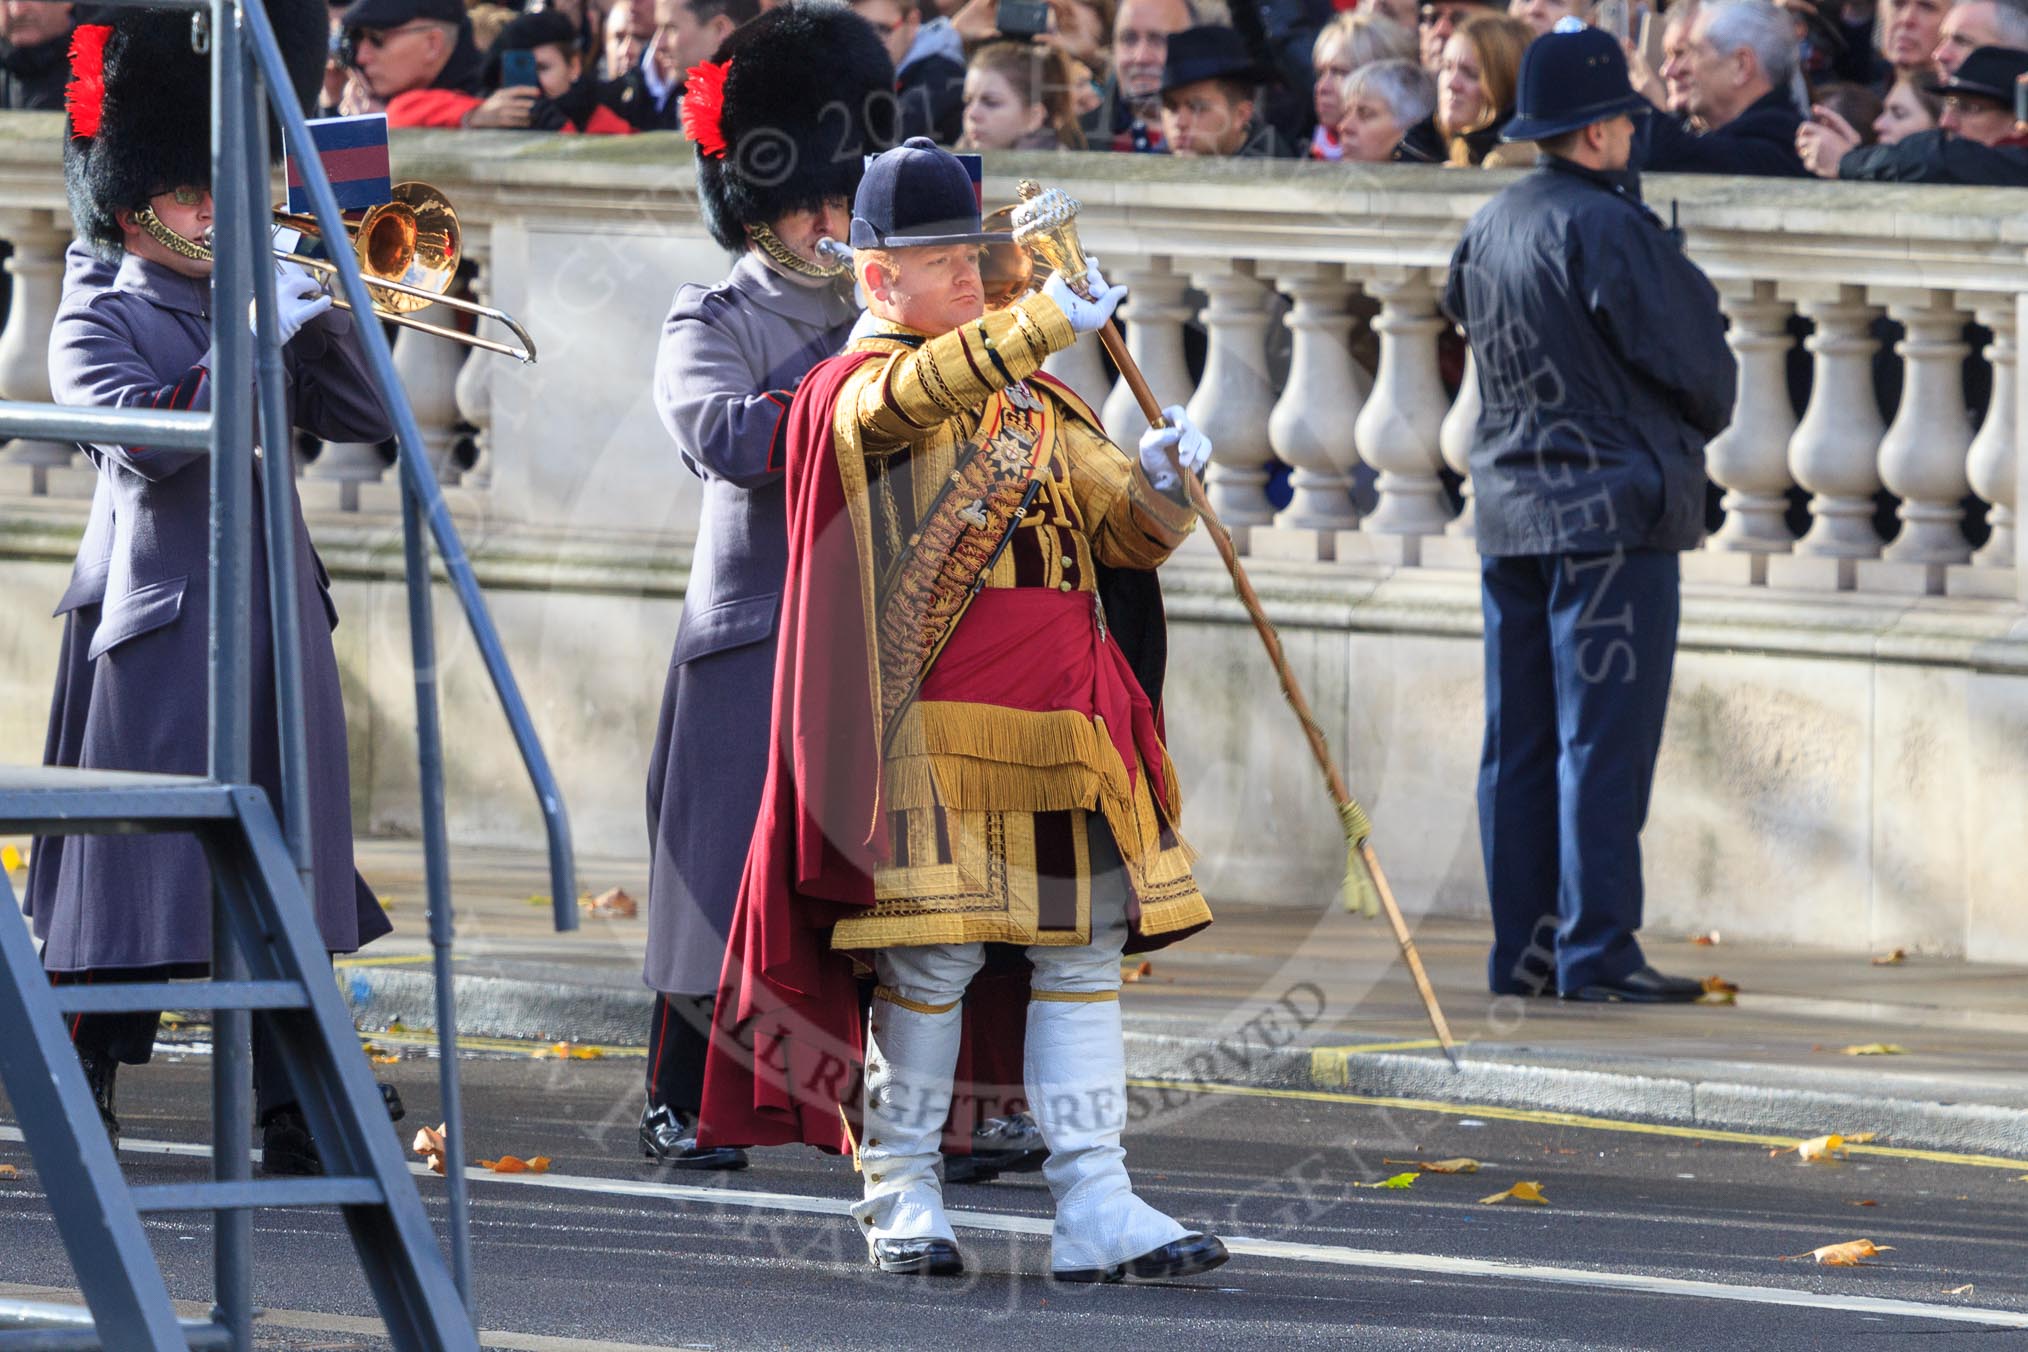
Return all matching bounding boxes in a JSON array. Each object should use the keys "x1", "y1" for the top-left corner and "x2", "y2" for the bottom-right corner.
[
  {"x1": 63, "y1": 0, "x2": 328, "y2": 260},
  {"x1": 1928, "y1": 45, "x2": 2028, "y2": 105},
  {"x1": 850, "y1": 138, "x2": 1004, "y2": 249},
  {"x1": 1502, "y1": 18, "x2": 1653, "y2": 142},
  {"x1": 682, "y1": 3, "x2": 896, "y2": 253}
]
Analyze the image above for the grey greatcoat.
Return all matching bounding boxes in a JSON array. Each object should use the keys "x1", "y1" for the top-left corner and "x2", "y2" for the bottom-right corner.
[
  {"x1": 31, "y1": 248, "x2": 394, "y2": 972},
  {"x1": 644, "y1": 251, "x2": 856, "y2": 997}
]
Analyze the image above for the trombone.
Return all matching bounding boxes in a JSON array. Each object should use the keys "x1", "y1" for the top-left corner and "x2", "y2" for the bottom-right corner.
[{"x1": 272, "y1": 181, "x2": 538, "y2": 365}]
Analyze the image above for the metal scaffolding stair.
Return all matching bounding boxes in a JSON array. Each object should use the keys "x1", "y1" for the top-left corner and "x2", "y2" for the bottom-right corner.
[{"x1": 0, "y1": 0, "x2": 577, "y2": 1345}]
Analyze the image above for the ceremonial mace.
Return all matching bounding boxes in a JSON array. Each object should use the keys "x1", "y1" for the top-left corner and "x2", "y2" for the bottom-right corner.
[{"x1": 1011, "y1": 180, "x2": 1459, "y2": 1069}]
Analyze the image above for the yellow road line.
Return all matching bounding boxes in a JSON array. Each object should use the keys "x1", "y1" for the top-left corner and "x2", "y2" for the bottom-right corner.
[
  {"x1": 1126, "y1": 1078, "x2": 2028, "y2": 1171},
  {"x1": 361, "y1": 1028, "x2": 647, "y2": 1058},
  {"x1": 1311, "y1": 1039, "x2": 1447, "y2": 1055},
  {"x1": 334, "y1": 953, "x2": 444, "y2": 968}
]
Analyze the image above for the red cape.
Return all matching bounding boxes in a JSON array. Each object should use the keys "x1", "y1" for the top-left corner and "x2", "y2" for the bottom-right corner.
[
  {"x1": 697, "y1": 353, "x2": 1092, "y2": 1153},
  {"x1": 697, "y1": 351, "x2": 883, "y2": 1153}
]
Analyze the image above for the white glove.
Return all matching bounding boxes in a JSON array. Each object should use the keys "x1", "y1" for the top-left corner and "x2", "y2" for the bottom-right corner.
[
  {"x1": 253, "y1": 260, "x2": 333, "y2": 345},
  {"x1": 1137, "y1": 405, "x2": 1210, "y2": 492},
  {"x1": 1040, "y1": 258, "x2": 1129, "y2": 336}
]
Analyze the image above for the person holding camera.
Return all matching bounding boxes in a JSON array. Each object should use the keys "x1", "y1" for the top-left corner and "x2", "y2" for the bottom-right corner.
[{"x1": 482, "y1": 9, "x2": 635, "y2": 132}]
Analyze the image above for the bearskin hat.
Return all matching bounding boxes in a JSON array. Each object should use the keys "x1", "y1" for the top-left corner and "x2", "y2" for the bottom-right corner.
[
  {"x1": 684, "y1": 3, "x2": 897, "y2": 252},
  {"x1": 63, "y1": 0, "x2": 332, "y2": 261}
]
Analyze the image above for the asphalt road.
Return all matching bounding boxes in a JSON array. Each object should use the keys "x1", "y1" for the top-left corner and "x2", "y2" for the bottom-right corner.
[{"x1": 4, "y1": 1046, "x2": 2026, "y2": 1350}]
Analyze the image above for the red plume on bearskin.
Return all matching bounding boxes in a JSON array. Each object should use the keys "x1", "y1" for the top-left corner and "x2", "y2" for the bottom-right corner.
[
  {"x1": 680, "y1": 59, "x2": 731, "y2": 160},
  {"x1": 65, "y1": 24, "x2": 111, "y2": 139}
]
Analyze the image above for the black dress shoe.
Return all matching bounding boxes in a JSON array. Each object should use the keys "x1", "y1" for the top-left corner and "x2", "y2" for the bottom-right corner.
[
  {"x1": 871, "y1": 1236, "x2": 965, "y2": 1276},
  {"x1": 943, "y1": 1111, "x2": 1048, "y2": 1184},
  {"x1": 260, "y1": 1107, "x2": 323, "y2": 1177},
  {"x1": 78, "y1": 1053, "x2": 120, "y2": 1154},
  {"x1": 1054, "y1": 1232, "x2": 1230, "y2": 1284},
  {"x1": 974, "y1": 1111, "x2": 1045, "y2": 1174},
  {"x1": 940, "y1": 1152, "x2": 1001, "y2": 1185},
  {"x1": 1562, "y1": 965, "x2": 1705, "y2": 1004},
  {"x1": 639, "y1": 1103, "x2": 748, "y2": 1171}
]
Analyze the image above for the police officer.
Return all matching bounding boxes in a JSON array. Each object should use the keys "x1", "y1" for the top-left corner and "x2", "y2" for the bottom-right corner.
[{"x1": 1441, "y1": 21, "x2": 1737, "y2": 1004}]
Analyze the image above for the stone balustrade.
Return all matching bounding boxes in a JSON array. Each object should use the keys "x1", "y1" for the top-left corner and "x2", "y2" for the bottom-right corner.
[
  {"x1": 5, "y1": 116, "x2": 2027, "y2": 962},
  {"x1": 3, "y1": 120, "x2": 2024, "y2": 600}
]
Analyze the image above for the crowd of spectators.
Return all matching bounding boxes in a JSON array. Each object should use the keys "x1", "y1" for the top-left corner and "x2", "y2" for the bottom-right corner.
[{"x1": 5, "y1": 0, "x2": 2028, "y2": 176}]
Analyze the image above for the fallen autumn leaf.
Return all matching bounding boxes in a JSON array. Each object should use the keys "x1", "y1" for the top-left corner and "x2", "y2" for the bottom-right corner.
[
  {"x1": 1945, "y1": 1284, "x2": 1975, "y2": 1296},
  {"x1": 1773, "y1": 1132, "x2": 1876, "y2": 1163},
  {"x1": 1351, "y1": 1172, "x2": 1419, "y2": 1190},
  {"x1": 1781, "y1": 1238, "x2": 1892, "y2": 1266},
  {"x1": 411, "y1": 1124, "x2": 447, "y2": 1176},
  {"x1": 1701, "y1": 975, "x2": 1740, "y2": 995},
  {"x1": 1871, "y1": 949, "x2": 1907, "y2": 966},
  {"x1": 1480, "y1": 1181, "x2": 1548, "y2": 1206},
  {"x1": 1849, "y1": 1199, "x2": 1879, "y2": 1207},
  {"x1": 1840, "y1": 1043, "x2": 1906, "y2": 1056},
  {"x1": 579, "y1": 887, "x2": 638, "y2": 919},
  {"x1": 1385, "y1": 1158, "x2": 1481, "y2": 1175},
  {"x1": 1691, "y1": 930, "x2": 1720, "y2": 945}
]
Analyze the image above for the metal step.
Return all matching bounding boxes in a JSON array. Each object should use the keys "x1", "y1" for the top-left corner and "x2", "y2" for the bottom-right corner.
[
  {"x1": 48, "y1": 983, "x2": 310, "y2": 1016},
  {"x1": 129, "y1": 1178, "x2": 384, "y2": 1212},
  {"x1": 0, "y1": 769, "x2": 239, "y2": 835}
]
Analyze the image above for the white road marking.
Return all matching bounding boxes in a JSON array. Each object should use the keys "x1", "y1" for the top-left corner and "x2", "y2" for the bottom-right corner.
[{"x1": 6, "y1": 1129, "x2": 2024, "y2": 1330}]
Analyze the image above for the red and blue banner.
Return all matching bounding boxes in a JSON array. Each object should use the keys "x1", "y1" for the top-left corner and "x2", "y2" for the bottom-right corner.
[{"x1": 285, "y1": 114, "x2": 391, "y2": 214}]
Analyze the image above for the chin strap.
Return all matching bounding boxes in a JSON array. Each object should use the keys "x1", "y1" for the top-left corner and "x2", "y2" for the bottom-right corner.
[
  {"x1": 132, "y1": 207, "x2": 214, "y2": 262},
  {"x1": 748, "y1": 222, "x2": 848, "y2": 280}
]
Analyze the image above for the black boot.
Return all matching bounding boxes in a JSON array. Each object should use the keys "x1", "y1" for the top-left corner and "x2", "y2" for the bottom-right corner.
[
  {"x1": 260, "y1": 1106, "x2": 323, "y2": 1177},
  {"x1": 639, "y1": 1103, "x2": 747, "y2": 1171},
  {"x1": 78, "y1": 1053, "x2": 120, "y2": 1154}
]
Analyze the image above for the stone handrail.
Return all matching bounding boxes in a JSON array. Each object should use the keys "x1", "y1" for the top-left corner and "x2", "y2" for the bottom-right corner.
[{"x1": 2, "y1": 113, "x2": 2023, "y2": 607}]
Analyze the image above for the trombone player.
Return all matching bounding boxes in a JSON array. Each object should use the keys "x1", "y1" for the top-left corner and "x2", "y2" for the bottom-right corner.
[{"x1": 32, "y1": 0, "x2": 400, "y2": 1173}]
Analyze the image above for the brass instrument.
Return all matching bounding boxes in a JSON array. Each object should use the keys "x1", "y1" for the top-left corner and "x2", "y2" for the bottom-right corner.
[{"x1": 272, "y1": 182, "x2": 537, "y2": 365}]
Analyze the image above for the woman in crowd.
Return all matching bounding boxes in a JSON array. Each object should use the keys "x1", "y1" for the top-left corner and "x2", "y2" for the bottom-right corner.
[
  {"x1": 1872, "y1": 70, "x2": 1939, "y2": 142},
  {"x1": 960, "y1": 39, "x2": 1088, "y2": 148},
  {"x1": 1340, "y1": 56, "x2": 1439, "y2": 160},
  {"x1": 1309, "y1": 12, "x2": 1418, "y2": 158},
  {"x1": 1401, "y1": 11, "x2": 1533, "y2": 164}
]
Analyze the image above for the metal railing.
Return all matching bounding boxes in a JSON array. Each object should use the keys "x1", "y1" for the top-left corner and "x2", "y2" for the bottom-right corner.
[{"x1": 0, "y1": 0, "x2": 580, "y2": 1339}]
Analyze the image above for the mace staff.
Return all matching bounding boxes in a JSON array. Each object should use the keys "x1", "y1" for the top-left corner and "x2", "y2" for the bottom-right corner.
[{"x1": 1011, "y1": 180, "x2": 1459, "y2": 1070}]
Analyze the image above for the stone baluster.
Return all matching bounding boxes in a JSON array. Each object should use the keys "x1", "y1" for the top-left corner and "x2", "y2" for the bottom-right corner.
[
  {"x1": 1101, "y1": 261, "x2": 1193, "y2": 447},
  {"x1": 453, "y1": 256, "x2": 498, "y2": 490},
  {"x1": 1786, "y1": 286, "x2": 1886, "y2": 560},
  {"x1": 1040, "y1": 306, "x2": 1113, "y2": 412},
  {"x1": 1353, "y1": 267, "x2": 1451, "y2": 550},
  {"x1": 1439, "y1": 345, "x2": 1479, "y2": 539},
  {"x1": 1186, "y1": 260, "x2": 1279, "y2": 537},
  {"x1": 391, "y1": 301, "x2": 468, "y2": 487},
  {"x1": 1875, "y1": 290, "x2": 1973, "y2": 565},
  {"x1": 0, "y1": 212, "x2": 76, "y2": 494},
  {"x1": 1265, "y1": 264, "x2": 1363, "y2": 539},
  {"x1": 1965, "y1": 300, "x2": 2016, "y2": 569},
  {"x1": 1705, "y1": 280, "x2": 1797, "y2": 553}
]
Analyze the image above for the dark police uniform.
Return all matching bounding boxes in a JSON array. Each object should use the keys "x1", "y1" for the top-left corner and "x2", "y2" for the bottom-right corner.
[{"x1": 1441, "y1": 25, "x2": 1737, "y2": 1000}]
